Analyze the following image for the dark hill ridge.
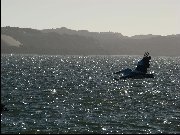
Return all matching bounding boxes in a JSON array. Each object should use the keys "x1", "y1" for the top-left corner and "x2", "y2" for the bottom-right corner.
[
  {"x1": 42, "y1": 27, "x2": 127, "y2": 40},
  {"x1": 1, "y1": 26, "x2": 180, "y2": 56},
  {"x1": 1, "y1": 27, "x2": 105, "y2": 55}
]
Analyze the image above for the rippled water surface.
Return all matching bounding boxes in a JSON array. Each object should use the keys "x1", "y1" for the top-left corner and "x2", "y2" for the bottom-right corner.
[{"x1": 1, "y1": 54, "x2": 180, "y2": 134}]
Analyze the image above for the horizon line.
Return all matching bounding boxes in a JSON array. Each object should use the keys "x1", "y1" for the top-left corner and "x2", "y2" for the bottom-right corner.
[{"x1": 1, "y1": 25, "x2": 180, "y2": 37}]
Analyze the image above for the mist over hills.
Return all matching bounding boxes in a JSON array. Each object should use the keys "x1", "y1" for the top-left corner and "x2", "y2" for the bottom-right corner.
[{"x1": 1, "y1": 26, "x2": 180, "y2": 56}]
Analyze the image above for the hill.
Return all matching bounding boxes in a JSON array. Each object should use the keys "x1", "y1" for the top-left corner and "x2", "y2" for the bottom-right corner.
[{"x1": 1, "y1": 26, "x2": 180, "y2": 56}]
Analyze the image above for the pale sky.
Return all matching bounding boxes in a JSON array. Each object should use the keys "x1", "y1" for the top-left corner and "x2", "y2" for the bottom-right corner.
[{"x1": 1, "y1": 0, "x2": 180, "y2": 36}]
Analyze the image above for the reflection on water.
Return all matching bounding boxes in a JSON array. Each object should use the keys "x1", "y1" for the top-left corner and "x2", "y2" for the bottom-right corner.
[{"x1": 1, "y1": 54, "x2": 180, "y2": 134}]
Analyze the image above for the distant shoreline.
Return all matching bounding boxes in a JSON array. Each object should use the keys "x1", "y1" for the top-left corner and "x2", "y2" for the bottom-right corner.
[
  {"x1": 1, "y1": 27, "x2": 180, "y2": 56},
  {"x1": 1, "y1": 53, "x2": 180, "y2": 57}
]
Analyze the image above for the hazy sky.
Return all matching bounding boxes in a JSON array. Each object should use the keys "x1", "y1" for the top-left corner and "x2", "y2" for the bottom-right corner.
[{"x1": 1, "y1": 0, "x2": 180, "y2": 36}]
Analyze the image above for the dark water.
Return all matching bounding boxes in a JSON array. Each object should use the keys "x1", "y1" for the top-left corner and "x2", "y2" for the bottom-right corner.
[{"x1": 1, "y1": 54, "x2": 180, "y2": 134}]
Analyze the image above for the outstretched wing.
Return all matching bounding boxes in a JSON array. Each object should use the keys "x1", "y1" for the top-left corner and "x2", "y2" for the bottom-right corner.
[
  {"x1": 134, "y1": 52, "x2": 151, "y2": 74},
  {"x1": 114, "y1": 68, "x2": 132, "y2": 76}
]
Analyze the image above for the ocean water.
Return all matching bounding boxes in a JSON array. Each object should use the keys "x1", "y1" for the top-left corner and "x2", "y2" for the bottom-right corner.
[{"x1": 1, "y1": 54, "x2": 180, "y2": 134}]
